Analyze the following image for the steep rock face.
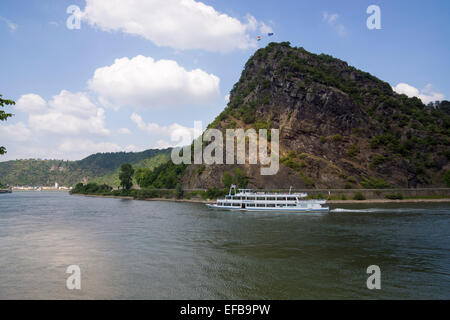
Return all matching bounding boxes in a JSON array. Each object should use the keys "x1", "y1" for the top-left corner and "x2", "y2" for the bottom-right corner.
[{"x1": 183, "y1": 42, "x2": 450, "y2": 189}]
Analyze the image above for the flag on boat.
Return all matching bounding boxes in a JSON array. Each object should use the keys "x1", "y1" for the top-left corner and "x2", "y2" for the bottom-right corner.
[
  {"x1": 257, "y1": 36, "x2": 261, "y2": 41},
  {"x1": 268, "y1": 33, "x2": 274, "y2": 36}
]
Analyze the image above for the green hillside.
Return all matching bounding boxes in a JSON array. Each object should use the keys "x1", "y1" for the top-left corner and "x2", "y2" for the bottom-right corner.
[{"x1": 0, "y1": 148, "x2": 171, "y2": 187}]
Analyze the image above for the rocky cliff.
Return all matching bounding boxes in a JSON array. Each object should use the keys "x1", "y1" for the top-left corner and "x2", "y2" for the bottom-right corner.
[{"x1": 183, "y1": 42, "x2": 450, "y2": 189}]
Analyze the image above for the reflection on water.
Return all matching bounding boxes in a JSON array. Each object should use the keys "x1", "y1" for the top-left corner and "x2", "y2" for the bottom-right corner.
[{"x1": 0, "y1": 192, "x2": 449, "y2": 299}]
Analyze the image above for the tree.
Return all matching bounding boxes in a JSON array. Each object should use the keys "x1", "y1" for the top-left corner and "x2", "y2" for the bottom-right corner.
[
  {"x1": 443, "y1": 170, "x2": 450, "y2": 187},
  {"x1": 135, "y1": 167, "x2": 154, "y2": 188},
  {"x1": 119, "y1": 163, "x2": 134, "y2": 191},
  {"x1": 176, "y1": 183, "x2": 184, "y2": 199},
  {"x1": 0, "y1": 94, "x2": 15, "y2": 155},
  {"x1": 235, "y1": 168, "x2": 249, "y2": 188},
  {"x1": 221, "y1": 172, "x2": 234, "y2": 189}
]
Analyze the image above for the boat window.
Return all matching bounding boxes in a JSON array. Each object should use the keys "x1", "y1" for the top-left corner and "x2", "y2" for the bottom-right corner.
[
  {"x1": 257, "y1": 204, "x2": 265, "y2": 207},
  {"x1": 232, "y1": 203, "x2": 240, "y2": 207},
  {"x1": 247, "y1": 197, "x2": 255, "y2": 201},
  {"x1": 267, "y1": 197, "x2": 276, "y2": 201},
  {"x1": 247, "y1": 204, "x2": 255, "y2": 207},
  {"x1": 277, "y1": 204, "x2": 286, "y2": 207},
  {"x1": 267, "y1": 204, "x2": 275, "y2": 207},
  {"x1": 224, "y1": 203, "x2": 231, "y2": 206},
  {"x1": 257, "y1": 197, "x2": 265, "y2": 201}
]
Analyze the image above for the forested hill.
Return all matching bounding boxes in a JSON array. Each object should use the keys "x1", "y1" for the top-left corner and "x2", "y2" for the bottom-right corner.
[{"x1": 0, "y1": 148, "x2": 171, "y2": 187}]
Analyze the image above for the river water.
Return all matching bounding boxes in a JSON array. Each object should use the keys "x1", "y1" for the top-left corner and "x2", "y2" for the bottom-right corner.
[{"x1": 0, "y1": 191, "x2": 449, "y2": 299}]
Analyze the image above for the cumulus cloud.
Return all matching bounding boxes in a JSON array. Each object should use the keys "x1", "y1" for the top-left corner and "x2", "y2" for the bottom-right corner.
[
  {"x1": 58, "y1": 139, "x2": 139, "y2": 155},
  {"x1": 131, "y1": 112, "x2": 200, "y2": 147},
  {"x1": 15, "y1": 94, "x2": 47, "y2": 113},
  {"x1": 26, "y1": 90, "x2": 110, "y2": 136},
  {"x1": 118, "y1": 128, "x2": 131, "y2": 135},
  {"x1": 0, "y1": 122, "x2": 32, "y2": 142},
  {"x1": 2, "y1": 89, "x2": 147, "y2": 160},
  {"x1": 393, "y1": 83, "x2": 445, "y2": 104},
  {"x1": 323, "y1": 12, "x2": 346, "y2": 37},
  {"x1": 80, "y1": 0, "x2": 266, "y2": 52},
  {"x1": 88, "y1": 55, "x2": 220, "y2": 109}
]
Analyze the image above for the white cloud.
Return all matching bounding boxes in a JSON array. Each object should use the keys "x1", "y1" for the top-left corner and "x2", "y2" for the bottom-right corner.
[
  {"x1": 131, "y1": 112, "x2": 199, "y2": 147},
  {"x1": 0, "y1": 122, "x2": 32, "y2": 142},
  {"x1": 323, "y1": 12, "x2": 346, "y2": 37},
  {"x1": 13, "y1": 91, "x2": 110, "y2": 136},
  {"x1": 259, "y1": 22, "x2": 273, "y2": 35},
  {"x1": 0, "y1": 16, "x2": 17, "y2": 32},
  {"x1": 27, "y1": 90, "x2": 110, "y2": 136},
  {"x1": 15, "y1": 94, "x2": 47, "y2": 113},
  {"x1": 88, "y1": 55, "x2": 220, "y2": 108},
  {"x1": 118, "y1": 127, "x2": 131, "y2": 135},
  {"x1": 323, "y1": 12, "x2": 338, "y2": 24},
  {"x1": 155, "y1": 139, "x2": 175, "y2": 149},
  {"x1": 58, "y1": 139, "x2": 139, "y2": 155},
  {"x1": 245, "y1": 14, "x2": 272, "y2": 34},
  {"x1": 393, "y1": 83, "x2": 445, "y2": 104},
  {"x1": 80, "y1": 0, "x2": 267, "y2": 52}
]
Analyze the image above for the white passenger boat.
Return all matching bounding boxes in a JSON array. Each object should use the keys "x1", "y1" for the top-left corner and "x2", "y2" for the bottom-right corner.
[{"x1": 206, "y1": 185, "x2": 329, "y2": 213}]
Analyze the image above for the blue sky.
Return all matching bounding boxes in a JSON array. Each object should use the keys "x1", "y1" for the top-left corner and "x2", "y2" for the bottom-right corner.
[{"x1": 1, "y1": 0, "x2": 449, "y2": 161}]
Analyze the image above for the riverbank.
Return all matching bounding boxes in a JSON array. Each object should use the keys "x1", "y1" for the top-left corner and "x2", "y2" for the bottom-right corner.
[
  {"x1": 73, "y1": 193, "x2": 450, "y2": 204},
  {"x1": 75, "y1": 193, "x2": 210, "y2": 204}
]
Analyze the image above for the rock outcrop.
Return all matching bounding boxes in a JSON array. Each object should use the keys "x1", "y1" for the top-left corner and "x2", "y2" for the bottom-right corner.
[{"x1": 183, "y1": 42, "x2": 450, "y2": 189}]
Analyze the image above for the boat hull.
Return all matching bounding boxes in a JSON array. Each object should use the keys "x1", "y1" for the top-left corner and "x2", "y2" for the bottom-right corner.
[{"x1": 206, "y1": 204, "x2": 329, "y2": 213}]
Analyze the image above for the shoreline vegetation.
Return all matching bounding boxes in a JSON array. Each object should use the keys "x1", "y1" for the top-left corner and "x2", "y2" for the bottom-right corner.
[{"x1": 69, "y1": 182, "x2": 450, "y2": 204}]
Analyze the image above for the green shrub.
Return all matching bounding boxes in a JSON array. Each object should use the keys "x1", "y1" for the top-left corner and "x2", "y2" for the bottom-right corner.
[
  {"x1": 347, "y1": 144, "x2": 359, "y2": 157},
  {"x1": 370, "y1": 134, "x2": 396, "y2": 149},
  {"x1": 204, "y1": 188, "x2": 227, "y2": 200},
  {"x1": 361, "y1": 177, "x2": 390, "y2": 189},
  {"x1": 332, "y1": 134, "x2": 343, "y2": 142},
  {"x1": 443, "y1": 171, "x2": 450, "y2": 187},
  {"x1": 262, "y1": 79, "x2": 271, "y2": 89},
  {"x1": 176, "y1": 183, "x2": 184, "y2": 199},
  {"x1": 298, "y1": 153, "x2": 307, "y2": 160},
  {"x1": 320, "y1": 136, "x2": 327, "y2": 144},
  {"x1": 347, "y1": 176, "x2": 357, "y2": 183},
  {"x1": 197, "y1": 165, "x2": 206, "y2": 175},
  {"x1": 371, "y1": 154, "x2": 390, "y2": 167},
  {"x1": 235, "y1": 168, "x2": 249, "y2": 188},
  {"x1": 385, "y1": 193, "x2": 403, "y2": 200},
  {"x1": 353, "y1": 192, "x2": 366, "y2": 200}
]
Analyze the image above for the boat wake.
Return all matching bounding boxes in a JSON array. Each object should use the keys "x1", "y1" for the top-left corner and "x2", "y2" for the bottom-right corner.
[{"x1": 330, "y1": 208, "x2": 425, "y2": 213}]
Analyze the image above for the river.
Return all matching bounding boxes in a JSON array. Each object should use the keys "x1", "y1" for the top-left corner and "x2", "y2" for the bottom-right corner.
[{"x1": 0, "y1": 191, "x2": 449, "y2": 299}]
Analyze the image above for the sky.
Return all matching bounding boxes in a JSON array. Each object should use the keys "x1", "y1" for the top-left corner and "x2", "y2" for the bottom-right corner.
[{"x1": 0, "y1": 0, "x2": 449, "y2": 161}]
